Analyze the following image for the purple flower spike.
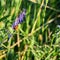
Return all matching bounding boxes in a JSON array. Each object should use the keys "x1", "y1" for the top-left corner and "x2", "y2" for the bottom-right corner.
[
  {"x1": 12, "y1": 18, "x2": 19, "y2": 29},
  {"x1": 12, "y1": 9, "x2": 26, "y2": 29},
  {"x1": 19, "y1": 9, "x2": 26, "y2": 23}
]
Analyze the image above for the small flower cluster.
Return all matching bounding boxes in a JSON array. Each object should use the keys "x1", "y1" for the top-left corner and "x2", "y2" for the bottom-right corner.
[
  {"x1": 12, "y1": 9, "x2": 26, "y2": 29},
  {"x1": 8, "y1": 9, "x2": 26, "y2": 40}
]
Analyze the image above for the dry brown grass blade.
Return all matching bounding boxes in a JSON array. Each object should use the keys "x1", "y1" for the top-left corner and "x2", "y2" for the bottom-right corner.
[{"x1": 31, "y1": 0, "x2": 44, "y2": 33}]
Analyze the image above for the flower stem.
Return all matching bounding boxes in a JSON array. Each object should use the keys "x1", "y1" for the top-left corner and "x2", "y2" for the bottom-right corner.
[{"x1": 16, "y1": 27, "x2": 20, "y2": 60}]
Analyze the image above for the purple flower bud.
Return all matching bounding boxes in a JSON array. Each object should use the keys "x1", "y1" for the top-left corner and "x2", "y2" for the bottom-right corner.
[{"x1": 12, "y1": 9, "x2": 26, "y2": 29}]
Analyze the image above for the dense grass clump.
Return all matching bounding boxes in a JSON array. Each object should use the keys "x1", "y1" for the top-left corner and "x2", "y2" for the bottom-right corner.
[{"x1": 0, "y1": 0, "x2": 60, "y2": 60}]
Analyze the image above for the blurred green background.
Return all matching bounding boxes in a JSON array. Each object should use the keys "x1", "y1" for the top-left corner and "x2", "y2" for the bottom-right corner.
[{"x1": 0, "y1": 0, "x2": 60, "y2": 60}]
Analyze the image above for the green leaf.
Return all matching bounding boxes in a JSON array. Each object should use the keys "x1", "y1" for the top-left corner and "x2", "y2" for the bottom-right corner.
[
  {"x1": 8, "y1": 27, "x2": 13, "y2": 34},
  {"x1": 0, "y1": 21, "x2": 5, "y2": 30}
]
